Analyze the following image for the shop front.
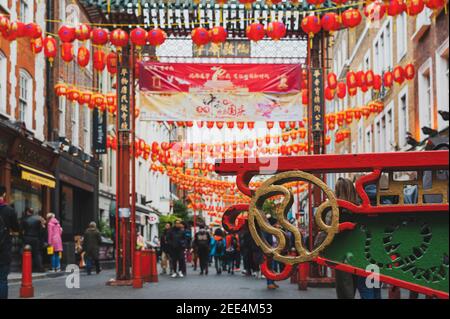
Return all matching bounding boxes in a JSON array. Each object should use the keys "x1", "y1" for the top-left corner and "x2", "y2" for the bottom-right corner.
[{"x1": 0, "y1": 119, "x2": 58, "y2": 269}]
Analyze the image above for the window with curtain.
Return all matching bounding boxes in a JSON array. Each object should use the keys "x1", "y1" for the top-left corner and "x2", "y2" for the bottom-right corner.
[{"x1": 19, "y1": 70, "x2": 32, "y2": 124}]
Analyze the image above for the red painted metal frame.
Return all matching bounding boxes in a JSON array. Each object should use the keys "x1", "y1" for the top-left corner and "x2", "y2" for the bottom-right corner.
[{"x1": 314, "y1": 257, "x2": 449, "y2": 299}]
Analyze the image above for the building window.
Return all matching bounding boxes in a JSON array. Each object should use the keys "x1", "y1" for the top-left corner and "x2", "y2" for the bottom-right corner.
[
  {"x1": 365, "y1": 126, "x2": 373, "y2": 153},
  {"x1": 358, "y1": 121, "x2": 364, "y2": 154},
  {"x1": 418, "y1": 59, "x2": 433, "y2": 141},
  {"x1": 19, "y1": 70, "x2": 32, "y2": 124},
  {"x1": 71, "y1": 102, "x2": 79, "y2": 146},
  {"x1": 373, "y1": 20, "x2": 393, "y2": 74},
  {"x1": 19, "y1": 0, "x2": 32, "y2": 23},
  {"x1": 436, "y1": 40, "x2": 449, "y2": 131},
  {"x1": 58, "y1": 96, "x2": 66, "y2": 136},
  {"x1": 0, "y1": 52, "x2": 6, "y2": 114},
  {"x1": 398, "y1": 87, "x2": 409, "y2": 148},
  {"x1": 396, "y1": 12, "x2": 407, "y2": 62}
]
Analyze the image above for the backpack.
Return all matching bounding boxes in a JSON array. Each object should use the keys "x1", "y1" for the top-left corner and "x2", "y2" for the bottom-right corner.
[
  {"x1": 216, "y1": 239, "x2": 225, "y2": 255},
  {"x1": 196, "y1": 232, "x2": 209, "y2": 248}
]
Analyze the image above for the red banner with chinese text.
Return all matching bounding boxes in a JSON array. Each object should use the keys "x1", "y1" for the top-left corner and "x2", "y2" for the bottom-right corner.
[{"x1": 138, "y1": 62, "x2": 303, "y2": 121}]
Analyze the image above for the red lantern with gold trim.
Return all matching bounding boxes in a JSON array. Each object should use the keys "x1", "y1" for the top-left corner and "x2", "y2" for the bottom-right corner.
[
  {"x1": 404, "y1": 63, "x2": 416, "y2": 80},
  {"x1": 93, "y1": 50, "x2": 106, "y2": 72},
  {"x1": 91, "y1": 28, "x2": 109, "y2": 46},
  {"x1": 148, "y1": 29, "x2": 167, "y2": 46},
  {"x1": 110, "y1": 28, "x2": 129, "y2": 50},
  {"x1": 393, "y1": 66, "x2": 405, "y2": 85},
  {"x1": 267, "y1": 21, "x2": 286, "y2": 41},
  {"x1": 321, "y1": 12, "x2": 340, "y2": 33},
  {"x1": 346, "y1": 71, "x2": 357, "y2": 89},
  {"x1": 106, "y1": 52, "x2": 118, "y2": 74},
  {"x1": 77, "y1": 46, "x2": 90, "y2": 68},
  {"x1": 365, "y1": 70, "x2": 375, "y2": 87},
  {"x1": 325, "y1": 87, "x2": 335, "y2": 101},
  {"x1": 373, "y1": 74, "x2": 382, "y2": 91},
  {"x1": 302, "y1": 89, "x2": 309, "y2": 105},
  {"x1": 407, "y1": 0, "x2": 425, "y2": 16},
  {"x1": 55, "y1": 83, "x2": 69, "y2": 97},
  {"x1": 192, "y1": 27, "x2": 210, "y2": 46},
  {"x1": 24, "y1": 23, "x2": 42, "y2": 39},
  {"x1": 76, "y1": 24, "x2": 91, "y2": 42},
  {"x1": 301, "y1": 15, "x2": 321, "y2": 38},
  {"x1": 383, "y1": 71, "x2": 394, "y2": 88},
  {"x1": 246, "y1": 23, "x2": 265, "y2": 42},
  {"x1": 327, "y1": 72, "x2": 338, "y2": 90},
  {"x1": 364, "y1": 1, "x2": 386, "y2": 22},
  {"x1": 247, "y1": 122, "x2": 255, "y2": 130},
  {"x1": 237, "y1": 122, "x2": 245, "y2": 130},
  {"x1": 210, "y1": 26, "x2": 228, "y2": 43},
  {"x1": 355, "y1": 71, "x2": 366, "y2": 87},
  {"x1": 79, "y1": 91, "x2": 92, "y2": 106},
  {"x1": 67, "y1": 88, "x2": 81, "y2": 102},
  {"x1": 341, "y1": 8, "x2": 362, "y2": 29},
  {"x1": 58, "y1": 25, "x2": 76, "y2": 43},
  {"x1": 43, "y1": 36, "x2": 57, "y2": 63},
  {"x1": 267, "y1": 121, "x2": 275, "y2": 130},
  {"x1": 337, "y1": 82, "x2": 347, "y2": 99},
  {"x1": 387, "y1": 0, "x2": 405, "y2": 16},
  {"x1": 130, "y1": 27, "x2": 148, "y2": 48},
  {"x1": 31, "y1": 37, "x2": 43, "y2": 54},
  {"x1": 227, "y1": 122, "x2": 234, "y2": 129},
  {"x1": 61, "y1": 42, "x2": 74, "y2": 63},
  {"x1": 426, "y1": 0, "x2": 446, "y2": 10}
]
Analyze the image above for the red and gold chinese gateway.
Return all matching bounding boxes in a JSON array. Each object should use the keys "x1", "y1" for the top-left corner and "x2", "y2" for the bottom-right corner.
[{"x1": 216, "y1": 150, "x2": 449, "y2": 299}]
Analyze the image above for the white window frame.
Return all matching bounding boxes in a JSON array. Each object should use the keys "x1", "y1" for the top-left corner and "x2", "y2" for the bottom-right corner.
[
  {"x1": 397, "y1": 86, "x2": 409, "y2": 150},
  {"x1": 58, "y1": 96, "x2": 66, "y2": 137},
  {"x1": 358, "y1": 120, "x2": 364, "y2": 154},
  {"x1": 435, "y1": 38, "x2": 449, "y2": 132},
  {"x1": 19, "y1": 69, "x2": 32, "y2": 125},
  {"x1": 418, "y1": 58, "x2": 434, "y2": 141},
  {"x1": 396, "y1": 12, "x2": 407, "y2": 63},
  {"x1": 0, "y1": 52, "x2": 6, "y2": 116},
  {"x1": 385, "y1": 102, "x2": 395, "y2": 152},
  {"x1": 83, "y1": 106, "x2": 90, "y2": 154},
  {"x1": 19, "y1": 0, "x2": 33, "y2": 23},
  {"x1": 363, "y1": 50, "x2": 372, "y2": 104},
  {"x1": 71, "y1": 102, "x2": 79, "y2": 146},
  {"x1": 365, "y1": 125, "x2": 373, "y2": 153}
]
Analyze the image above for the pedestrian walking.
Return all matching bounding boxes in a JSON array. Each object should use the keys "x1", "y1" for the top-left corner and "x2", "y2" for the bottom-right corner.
[
  {"x1": 264, "y1": 217, "x2": 282, "y2": 290},
  {"x1": 193, "y1": 225, "x2": 211, "y2": 275},
  {"x1": 0, "y1": 185, "x2": 19, "y2": 299},
  {"x1": 168, "y1": 220, "x2": 187, "y2": 278},
  {"x1": 225, "y1": 233, "x2": 239, "y2": 275},
  {"x1": 210, "y1": 228, "x2": 226, "y2": 275},
  {"x1": 160, "y1": 223, "x2": 172, "y2": 275},
  {"x1": 20, "y1": 207, "x2": 45, "y2": 272},
  {"x1": 46, "y1": 213, "x2": 63, "y2": 272},
  {"x1": 83, "y1": 222, "x2": 102, "y2": 275}
]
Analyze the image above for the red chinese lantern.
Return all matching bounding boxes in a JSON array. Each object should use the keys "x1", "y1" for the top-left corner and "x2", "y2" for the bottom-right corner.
[
  {"x1": 10, "y1": 21, "x2": 27, "y2": 39},
  {"x1": 346, "y1": 71, "x2": 357, "y2": 89},
  {"x1": 373, "y1": 75, "x2": 382, "y2": 91},
  {"x1": 383, "y1": 71, "x2": 394, "y2": 88},
  {"x1": 76, "y1": 24, "x2": 91, "y2": 41},
  {"x1": 58, "y1": 25, "x2": 76, "y2": 43},
  {"x1": 106, "y1": 53, "x2": 118, "y2": 74},
  {"x1": 247, "y1": 122, "x2": 255, "y2": 130},
  {"x1": 267, "y1": 121, "x2": 275, "y2": 130},
  {"x1": 393, "y1": 66, "x2": 405, "y2": 85},
  {"x1": 426, "y1": 0, "x2": 446, "y2": 10},
  {"x1": 239, "y1": 0, "x2": 256, "y2": 9},
  {"x1": 79, "y1": 91, "x2": 92, "y2": 106},
  {"x1": 110, "y1": 28, "x2": 129, "y2": 50},
  {"x1": 348, "y1": 87, "x2": 357, "y2": 97},
  {"x1": 301, "y1": 15, "x2": 322, "y2": 38},
  {"x1": 364, "y1": 1, "x2": 386, "y2": 22},
  {"x1": 216, "y1": 121, "x2": 224, "y2": 129},
  {"x1": 43, "y1": 36, "x2": 57, "y2": 63},
  {"x1": 246, "y1": 23, "x2": 265, "y2": 42},
  {"x1": 130, "y1": 27, "x2": 148, "y2": 48},
  {"x1": 227, "y1": 122, "x2": 235, "y2": 129},
  {"x1": 237, "y1": 122, "x2": 245, "y2": 130},
  {"x1": 302, "y1": 89, "x2": 309, "y2": 105},
  {"x1": 93, "y1": 50, "x2": 106, "y2": 72},
  {"x1": 267, "y1": 0, "x2": 283, "y2": 5},
  {"x1": 279, "y1": 121, "x2": 286, "y2": 129},
  {"x1": 148, "y1": 29, "x2": 167, "y2": 46},
  {"x1": 332, "y1": 0, "x2": 348, "y2": 5},
  {"x1": 0, "y1": 15, "x2": 10, "y2": 33},
  {"x1": 354, "y1": 108, "x2": 362, "y2": 120},
  {"x1": 327, "y1": 72, "x2": 338, "y2": 90},
  {"x1": 91, "y1": 28, "x2": 109, "y2": 45},
  {"x1": 24, "y1": 23, "x2": 42, "y2": 39},
  {"x1": 387, "y1": 0, "x2": 405, "y2": 16},
  {"x1": 306, "y1": 0, "x2": 326, "y2": 6},
  {"x1": 365, "y1": 70, "x2": 375, "y2": 87},
  {"x1": 55, "y1": 83, "x2": 69, "y2": 97},
  {"x1": 404, "y1": 63, "x2": 416, "y2": 80},
  {"x1": 77, "y1": 46, "x2": 90, "y2": 68},
  {"x1": 210, "y1": 26, "x2": 228, "y2": 43},
  {"x1": 206, "y1": 121, "x2": 215, "y2": 129},
  {"x1": 67, "y1": 88, "x2": 81, "y2": 102},
  {"x1": 31, "y1": 37, "x2": 43, "y2": 54},
  {"x1": 341, "y1": 8, "x2": 362, "y2": 29},
  {"x1": 355, "y1": 71, "x2": 366, "y2": 87},
  {"x1": 361, "y1": 106, "x2": 371, "y2": 118},
  {"x1": 192, "y1": 27, "x2": 210, "y2": 46},
  {"x1": 321, "y1": 12, "x2": 340, "y2": 32},
  {"x1": 325, "y1": 87, "x2": 335, "y2": 101},
  {"x1": 267, "y1": 21, "x2": 286, "y2": 41},
  {"x1": 407, "y1": 0, "x2": 425, "y2": 16},
  {"x1": 337, "y1": 82, "x2": 347, "y2": 99}
]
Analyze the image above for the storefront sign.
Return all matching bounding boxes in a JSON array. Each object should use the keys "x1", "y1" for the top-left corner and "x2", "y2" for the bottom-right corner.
[
  {"x1": 93, "y1": 108, "x2": 107, "y2": 154},
  {"x1": 193, "y1": 40, "x2": 251, "y2": 58},
  {"x1": 139, "y1": 62, "x2": 303, "y2": 121},
  {"x1": 148, "y1": 213, "x2": 159, "y2": 225},
  {"x1": 311, "y1": 68, "x2": 324, "y2": 132},
  {"x1": 19, "y1": 164, "x2": 56, "y2": 189}
]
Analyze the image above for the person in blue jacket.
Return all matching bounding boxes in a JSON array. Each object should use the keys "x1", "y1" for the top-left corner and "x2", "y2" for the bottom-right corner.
[{"x1": 210, "y1": 228, "x2": 226, "y2": 275}]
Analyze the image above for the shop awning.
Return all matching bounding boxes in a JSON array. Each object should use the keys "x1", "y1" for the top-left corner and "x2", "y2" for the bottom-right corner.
[{"x1": 19, "y1": 164, "x2": 56, "y2": 189}]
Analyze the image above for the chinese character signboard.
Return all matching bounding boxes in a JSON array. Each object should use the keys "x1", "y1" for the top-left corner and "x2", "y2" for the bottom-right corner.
[
  {"x1": 193, "y1": 40, "x2": 251, "y2": 58},
  {"x1": 93, "y1": 108, "x2": 107, "y2": 154},
  {"x1": 311, "y1": 68, "x2": 324, "y2": 132},
  {"x1": 118, "y1": 64, "x2": 131, "y2": 131},
  {"x1": 139, "y1": 62, "x2": 303, "y2": 121}
]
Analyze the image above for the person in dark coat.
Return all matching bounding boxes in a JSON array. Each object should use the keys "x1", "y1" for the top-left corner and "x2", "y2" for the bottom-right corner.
[
  {"x1": 21, "y1": 207, "x2": 45, "y2": 272},
  {"x1": 193, "y1": 224, "x2": 211, "y2": 275},
  {"x1": 160, "y1": 223, "x2": 172, "y2": 275},
  {"x1": 82, "y1": 222, "x2": 102, "y2": 275},
  {"x1": 0, "y1": 185, "x2": 19, "y2": 299},
  {"x1": 168, "y1": 220, "x2": 187, "y2": 278}
]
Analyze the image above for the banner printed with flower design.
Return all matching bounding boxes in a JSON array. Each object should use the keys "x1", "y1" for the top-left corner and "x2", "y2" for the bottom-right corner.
[{"x1": 138, "y1": 62, "x2": 304, "y2": 121}]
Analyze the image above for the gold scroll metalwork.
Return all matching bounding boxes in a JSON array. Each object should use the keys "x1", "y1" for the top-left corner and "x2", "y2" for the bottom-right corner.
[{"x1": 248, "y1": 171, "x2": 340, "y2": 265}]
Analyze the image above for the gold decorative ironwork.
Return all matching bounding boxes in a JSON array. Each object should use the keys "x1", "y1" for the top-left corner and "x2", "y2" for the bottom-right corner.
[{"x1": 248, "y1": 171, "x2": 340, "y2": 265}]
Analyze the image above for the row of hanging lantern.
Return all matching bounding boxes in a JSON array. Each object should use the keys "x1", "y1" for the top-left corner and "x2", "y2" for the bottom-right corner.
[
  {"x1": 323, "y1": 63, "x2": 416, "y2": 101},
  {"x1": 54, "y1": 83, "x2": 142, "y2": 118},
  {"x1": 326, "y1": 101, "x2": 384, "y2": 129},
  {"x1": 161, "y1": 120, "x2": 307, "y2": 130}
]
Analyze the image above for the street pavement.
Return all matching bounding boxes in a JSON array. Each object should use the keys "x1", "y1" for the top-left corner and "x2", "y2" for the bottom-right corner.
[{"x1": 8, "y1": 264, "x2": 403, "y2": 299}]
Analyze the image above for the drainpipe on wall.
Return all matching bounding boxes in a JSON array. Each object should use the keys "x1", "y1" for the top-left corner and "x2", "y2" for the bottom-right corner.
[{"x1": 45, "y1": 0, "x2": 54, "y2": 142}]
